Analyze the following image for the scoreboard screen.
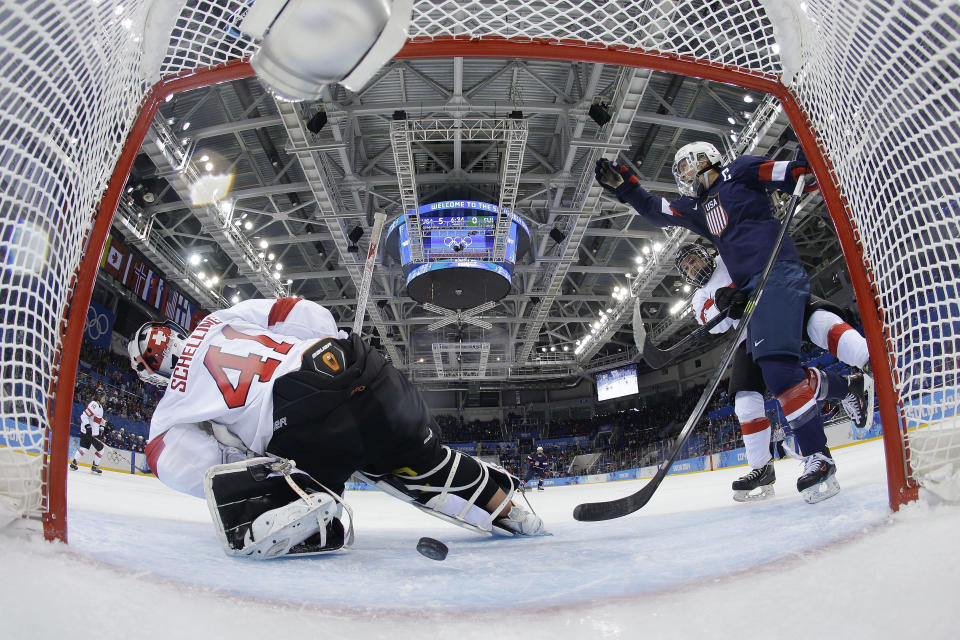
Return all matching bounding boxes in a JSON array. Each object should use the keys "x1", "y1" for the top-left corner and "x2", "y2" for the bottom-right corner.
[
  {"x1": 390, "y1": 200, "x2": 527, "y2": 265},
  {"x1": 421, "y1": 214, "x2": 495, "y2": 258}
]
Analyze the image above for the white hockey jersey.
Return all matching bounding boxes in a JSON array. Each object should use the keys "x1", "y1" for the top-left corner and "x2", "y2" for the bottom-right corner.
[
  {"x1": 690, "y1": 256, "x2": 739, "y2": 336},
  {"x1": 80, "y1": 400, "x2": 105, "y2": 436},
  {"x1": 146, "y1": 298, "x2": 347, "y2": 498}
]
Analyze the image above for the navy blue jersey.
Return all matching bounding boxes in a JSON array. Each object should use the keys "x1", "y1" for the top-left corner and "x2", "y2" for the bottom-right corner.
[
  {"x1": 527, "y1": 452, "x2": 550, "y2": 469},
  {"x1": 620, "y1": 156, "x2": 816, "y2": 289}
]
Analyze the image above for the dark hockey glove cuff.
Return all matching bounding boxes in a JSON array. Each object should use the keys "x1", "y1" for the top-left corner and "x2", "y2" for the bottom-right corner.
[
  {"x1": 595, "y1": 159, "x2": 640, "y2": 202},
  {"x1": 714, "y1": 286, "x2": 748, "y2": 320}
]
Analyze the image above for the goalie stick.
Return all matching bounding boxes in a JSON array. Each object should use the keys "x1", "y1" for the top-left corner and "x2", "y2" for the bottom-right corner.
[{"x1": 574, "y1": 174, "x2": 809, "y2": 522}]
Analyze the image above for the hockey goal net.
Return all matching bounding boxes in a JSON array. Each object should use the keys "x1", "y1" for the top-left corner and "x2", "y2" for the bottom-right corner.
[{"x1": 0, "y1": 1, "x2": 957, "y2": 540}]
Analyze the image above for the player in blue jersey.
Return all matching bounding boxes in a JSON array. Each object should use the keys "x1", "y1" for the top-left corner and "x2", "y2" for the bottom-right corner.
[
  {"x1": 523, "y1": 446, "x2": 551, "y2": 491},
  {"x1": 596, "y1": 143, "x2": 844, "y2": 503},
  {"x1": 675, "y1": 243, "x2": 873, "y2": 501}
]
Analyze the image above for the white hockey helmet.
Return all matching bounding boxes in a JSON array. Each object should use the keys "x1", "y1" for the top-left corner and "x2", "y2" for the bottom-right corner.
[
  {"x1": 536, "y1": 446, "x2": 544, "y2": 452},
  {"x1": 128, "y1": 321, "x2": 188, "y2": 387},
  {"x1": 675, "y1": 243, "x2": 715, "y2": 288},
  {"x1": 672, "y1": 142, "x2": 723, "y2": 197}
]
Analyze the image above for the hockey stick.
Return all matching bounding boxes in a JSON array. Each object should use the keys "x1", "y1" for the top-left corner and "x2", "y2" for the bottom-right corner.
[
  {"x1": 574, "y1": 175, "x2": 808, "y2": 522},
  {"x1": 634, "y1": 306, "x2": 729, "y2": 370}
]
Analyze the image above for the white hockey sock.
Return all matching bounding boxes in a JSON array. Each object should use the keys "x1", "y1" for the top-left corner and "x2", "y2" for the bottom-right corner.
[
  {"x1": 735, "y1": 391, "x2": 772, "y2": 469},
  {"x1": 836, "y1": 329, "x2": 870, "y2": 369},
  {"x1": 741, "y1": 418, "x2": 772, "y2": 469},
  {"x1": 807, "y1": 311, "x2": 869, "y2": 368}
]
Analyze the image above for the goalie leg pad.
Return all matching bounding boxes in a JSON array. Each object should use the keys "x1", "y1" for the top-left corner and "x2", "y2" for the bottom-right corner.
[
  {"x1": 203, "y1": 457, "x2": 353, "y2": 558},
  {"x1": 358, "y1": 446, "x2": 522, "y2": 535}
]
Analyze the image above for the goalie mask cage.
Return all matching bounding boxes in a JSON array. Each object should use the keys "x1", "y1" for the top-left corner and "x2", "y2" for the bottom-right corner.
[{"x1": 0, "y1": 0, "x2": 956, "y2": 541}]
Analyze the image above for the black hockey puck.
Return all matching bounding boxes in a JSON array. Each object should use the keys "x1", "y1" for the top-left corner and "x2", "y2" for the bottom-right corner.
[{"x1": 416, "y1": 536, "x2": 448, "y2": 561}]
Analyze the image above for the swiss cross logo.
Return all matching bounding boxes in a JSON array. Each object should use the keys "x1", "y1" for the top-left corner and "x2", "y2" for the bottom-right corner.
[{"x1": 703, "y1": 196, "x2": 729, "y2": 236}]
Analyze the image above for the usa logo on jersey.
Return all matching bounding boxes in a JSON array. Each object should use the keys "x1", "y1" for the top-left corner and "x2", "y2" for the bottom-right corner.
[{"x1": 703, "y1": 196, "x2": 729, "y2": 236}]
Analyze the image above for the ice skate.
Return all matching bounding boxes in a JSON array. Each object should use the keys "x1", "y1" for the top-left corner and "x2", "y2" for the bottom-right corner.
[
  {"x1": 841, "y1": 373, "x2": 873, "y2": 429},
  {"x1": 69, "y1": 460, "x2": 78, "y2": 471},
  {"x1": 797, "y1": 452, "x2": 839, "y2": 503},
  {"x1": 90, "y1": 463, "x2": 102, "y2": 475},
  {"x1": 537, "y1": 484, "x2": 544, "y2": 491},
  {"x1": 732, "y1": 462, "x2": 775, "y2": 502}
]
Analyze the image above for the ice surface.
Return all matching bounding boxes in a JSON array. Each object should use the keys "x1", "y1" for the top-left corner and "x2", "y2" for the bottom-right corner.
[{"x1": 3, "y1": 438, "x2": 959, "y2": 639}]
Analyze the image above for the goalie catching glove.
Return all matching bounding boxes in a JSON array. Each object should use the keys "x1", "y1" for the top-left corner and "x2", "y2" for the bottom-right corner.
[{"x1": 204, "y1": 457, "x2": 354, "y2": 559}]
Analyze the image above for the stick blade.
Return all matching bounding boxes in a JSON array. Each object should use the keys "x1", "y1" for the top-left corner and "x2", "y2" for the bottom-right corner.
[
  {"x1": 573, "y1": 499, "x2": 633, "y2": 522},
  {"x1": 572, "y1": 484, "x2": 655, "y2": 522}
]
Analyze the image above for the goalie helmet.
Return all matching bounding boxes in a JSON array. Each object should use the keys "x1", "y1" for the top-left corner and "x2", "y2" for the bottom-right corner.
[
  {"x1": 672, "y1": 141, "x2": 723, "y2": 197},
  {"x1": 675, "y1": 243, "x2": 715, "y2": 288},
  {"x1": 128, "y1": 321, "x2": 188, "y2": 387}
]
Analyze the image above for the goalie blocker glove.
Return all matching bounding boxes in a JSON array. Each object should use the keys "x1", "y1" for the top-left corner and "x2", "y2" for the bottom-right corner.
[{"x1": 204, "y1": 457, "x2": 354, "y2": 559}]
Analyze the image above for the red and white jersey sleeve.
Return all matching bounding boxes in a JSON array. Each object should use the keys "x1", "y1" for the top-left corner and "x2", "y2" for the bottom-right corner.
[
  {"x1": 146, "y1": 298, "x2": 346, "y2": 497},
  {"x1": 80, "y1": 400, "x2": 105, "y2": 436},
  {"x1": 690, "y1": 257, "x2": 739, "y2": 335}
]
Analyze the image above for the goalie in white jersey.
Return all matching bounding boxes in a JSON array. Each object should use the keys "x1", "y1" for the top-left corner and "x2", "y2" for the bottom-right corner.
[
  {"x1": 129, "y1": 297, "x2": 545, "y2": 559},
  {"x1": 677, "y1": 243, "x2": 873, "y2": 503}
]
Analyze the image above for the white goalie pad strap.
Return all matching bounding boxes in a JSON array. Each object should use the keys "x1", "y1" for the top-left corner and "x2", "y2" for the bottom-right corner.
[
  {"x1": 242, "y1": 492, "x2": 339, "y2": 559},
  {"x1": 424, "y1": 494, "x2": 494, "y2": 530}
]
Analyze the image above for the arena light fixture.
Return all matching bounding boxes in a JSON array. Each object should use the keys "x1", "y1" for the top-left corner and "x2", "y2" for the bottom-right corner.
[
  {"x1": 306, "y1": 110, "x2": 328, "y2": 134},
  {"x1": 588, "y1": 101, "x2": 611, "y2": 126}
]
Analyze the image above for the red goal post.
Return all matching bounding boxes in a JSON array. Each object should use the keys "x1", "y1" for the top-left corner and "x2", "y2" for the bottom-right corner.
[{"x1": 2, "y1": 0, "x2": 956, "y2": 541}]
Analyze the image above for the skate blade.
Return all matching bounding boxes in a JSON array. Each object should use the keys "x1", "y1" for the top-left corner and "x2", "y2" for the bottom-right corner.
[
  {"x1": 733, "y1": 486, "x2": 775, "y2": 502},
  {"x1": 801, "y1": 476, "x2": 840, "y2": 504}
]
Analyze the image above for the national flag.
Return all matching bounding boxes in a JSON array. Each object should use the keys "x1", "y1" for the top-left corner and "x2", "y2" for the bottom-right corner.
[
  {"x1": 129, "y1": 261, "x2": 153, "y2": 299},
  {"x1": 100, "y1": 236, "x2": 130, "y2": 282},
  {"x1": 152, "y1": 276, "x2": 167, "y2": 310}
]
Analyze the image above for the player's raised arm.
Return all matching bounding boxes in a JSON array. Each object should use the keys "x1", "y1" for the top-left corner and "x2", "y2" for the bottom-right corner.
[{"x1": 728, "y1": 155, "x2": 819, "y2": 195}]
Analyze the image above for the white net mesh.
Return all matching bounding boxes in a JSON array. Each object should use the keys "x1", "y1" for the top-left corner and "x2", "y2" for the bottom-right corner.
[
  {"x1": 0, "y1": 0, "x2": 957, "y2": 532},
  {"x1": 790, "y1": 0, "x2": 960, "y2": 499}
]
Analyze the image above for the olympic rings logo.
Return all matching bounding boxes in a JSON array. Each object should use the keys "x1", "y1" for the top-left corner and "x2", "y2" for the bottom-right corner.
[
  {"x1": 442, "y1": 235, "x2": 475, "y2": 248},
  {"x1": 85, "y1": 307, "x2": 111, "y2": 340}
]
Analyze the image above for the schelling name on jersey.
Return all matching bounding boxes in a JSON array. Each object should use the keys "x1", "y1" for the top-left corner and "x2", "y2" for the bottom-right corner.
[{"x1": 168, "y1": 315, "x2": 223, "y2": 392}]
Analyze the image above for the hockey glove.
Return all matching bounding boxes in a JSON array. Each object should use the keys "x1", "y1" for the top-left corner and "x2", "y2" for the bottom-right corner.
[
  {"x1": 714, "y1": 286, "x2": 748, "y2": 320},
  {"x1": 595, "y1": 159, "x2": 640, "y2": 202}
]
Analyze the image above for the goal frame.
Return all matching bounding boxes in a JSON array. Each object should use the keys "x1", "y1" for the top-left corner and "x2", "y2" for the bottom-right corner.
[{"x1": 46, "y1": 39, "x2": 916, "y2": 542}]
